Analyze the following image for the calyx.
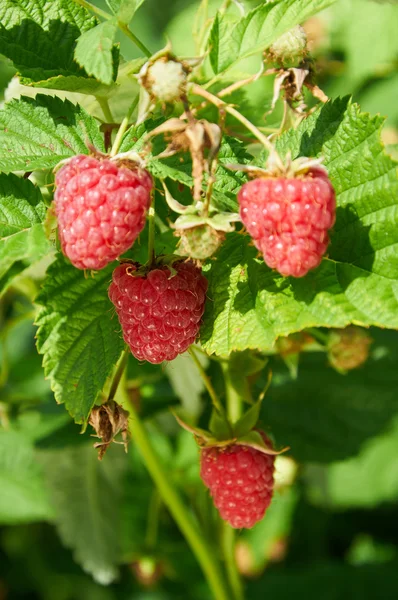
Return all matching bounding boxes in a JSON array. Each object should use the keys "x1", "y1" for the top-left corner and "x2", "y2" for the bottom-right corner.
[{"x1": 172, "y1": 400, "x2": 288, "y2": 456}]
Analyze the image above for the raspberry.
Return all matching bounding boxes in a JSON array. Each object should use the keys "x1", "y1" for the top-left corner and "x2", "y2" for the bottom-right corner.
[
  {"x1": 108, "y1": 260, "x2": 208, "y2": 364},
  {"x1": 238, "y1": 168, "x2": 336, "y2": 277},
  {"x1": 200, "y1": 434, "x2": 275, "y2": 529},
  {"x1": 54, "y1": 154, "x2": 152, "y2": 270}
]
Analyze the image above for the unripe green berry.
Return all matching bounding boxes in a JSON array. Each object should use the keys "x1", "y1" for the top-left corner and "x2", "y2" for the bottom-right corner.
[
  {"x1": 176, "y1": 225, "x2": 225, "y2": 260},
  {"x1": 269, "y1": 25, "x2": 307, "y2": 66},
  {"x1": 143, "y1": 58, "x2": 187, "y2": 102}
]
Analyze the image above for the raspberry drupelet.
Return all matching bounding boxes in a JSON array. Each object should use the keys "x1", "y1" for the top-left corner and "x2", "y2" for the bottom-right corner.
[
  {"x1": 238, "y1": 167, "x2": 336, "y2": 277},
  {"x1": 54, "y1": 154, "x2": 152, "y2": 270},
  {"x1": 200, "y1": 433, "x2": 275, "y2": 529},
  {"x1": 108, "y1": 260, "x2": 208, "y2": 364}
]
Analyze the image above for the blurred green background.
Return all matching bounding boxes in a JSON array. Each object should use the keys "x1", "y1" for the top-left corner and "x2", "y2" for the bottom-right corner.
[{"x1": 1, "y1": 0, "x2": 398, "y2": 599}]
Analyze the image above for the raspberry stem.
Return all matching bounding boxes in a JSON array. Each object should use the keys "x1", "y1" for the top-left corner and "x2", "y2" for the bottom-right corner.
[
  {"x1": 97, "y1": 97, "x2": 114, "y2": 123},
  {"x1": 222, "y1": 362, "x2": 243, "y2": 424},
  {"x1": 190, "y1": 84, "x2": 274, "y2": 152},
  {"x1": 145, "y1": 490, "x2": 161, "y2": 549},
  {"x1": 107, "y1": 347, "x2": 130, "y2": 403},
  {"x1": 71, "y1": 0, "x2": 112, "y2": 20},
  {"x1": 125, "y1": 388, "x2": 230, "y2": 600},
  {"x1": 222, "y1": 524, "x2": 245, "y2": 600},
  {"x1": 110, "y1": 95, "x2": 140, "y2": 157},
  {"x1": 306, "y1": 327, "x2": 329, "y2": 346},
  {"x1": 188, "y1": 346, "x2": 225, "y2": 415},
  {"x1": 219, "y1": 367, "x2": 245, "y2": 598}
]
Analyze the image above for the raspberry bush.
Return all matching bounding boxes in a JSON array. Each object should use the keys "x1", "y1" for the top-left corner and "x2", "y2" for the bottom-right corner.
[{"x1": 1, "y1": 0, "x2": 398, "y2": 599}]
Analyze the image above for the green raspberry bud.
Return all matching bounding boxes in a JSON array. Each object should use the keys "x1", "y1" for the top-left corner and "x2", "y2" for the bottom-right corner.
[
  {"x1": 268, "y1": 25, "x2": 307, "y2": 66},
  {"x1": 176, "y1": 225, "x2": 225, "y2": 260},
  {"x1": 327, "y1": 326, "x2": 372, "y2": 373},
  {"x1": 141, "y1": 57, "x2": 188, "y2": 102}
]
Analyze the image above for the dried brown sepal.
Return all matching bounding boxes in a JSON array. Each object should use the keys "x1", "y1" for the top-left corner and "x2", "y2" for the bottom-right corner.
[
  {"x1": 267, "y1": 65, "x2": 328, "y2": 118},
  {"x1": 146, "y1": 118, "x2": 221, "y2": 202},
  {"x1": 226, "y1": 150, "x2": 326, "y2": 180},
  {"x1": 89, "y1": 401, "x2": 130, "y2": 460}
]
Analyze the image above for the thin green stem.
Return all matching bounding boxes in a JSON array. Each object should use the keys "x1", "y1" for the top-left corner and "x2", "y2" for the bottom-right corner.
[
  {"x1": 0, "y1": 345, "x2": 8, "y2": 389},
  {"x1": 191, "y1": 84, "x2": 274, "y2": 152},
  {"x1": 196, "y1": 0, "x2": 210, "y2": 55},
  {"x1": 217, "y1": 69, "x2": 276, "y2": 99},
  {"x1": 145, "y1": 490, "x2": 161, "y2": 549},
  {"x1": 72, "y1": 0, "x2": 112, "y2": 20},
  {"x1": 306, "y1": 327, "x2": 329, "y2": 346},
  {"x1": 221, "y1": 365, "x2": 244, "y2": 600},
  {"x1": 110, "y1": 95, "x2": 140, "y2": 157},
  {"x1": 154, "y1": 213, "x2": 168, "y2": 233},
  {"x1": 222, "y1": 524, "x2": 244, "y2": 600},
  {"x1": 147, "y1": 195, "x2": 156, "y2": 267},
  {"x1": 127, "y1": 398, "x2": 230, "y2": 600},
  {"x1": 118, "y1": 23, "x2": 152, "y2": 57},
  {"x1": 108, "y1": 347, "x2": 130, "y2": 403},
  {"x1": 71, "y1": 0, "x2": 151, "y2": 57},
  {"x1": 220, "y1": 0, "x2": 232, "y2": 13},
  {"x1": 222, "y1": 363, "x2": 242, "y2": 425},
  {"x1": 97, "y1": 97, "x2": 114, "y2": 124},
  {"x1": 188, "y1": 347, "x2": 224, "y2": 414},
  {"x1": 0, "y1": 403, "x2": 10, "y2": 430}
]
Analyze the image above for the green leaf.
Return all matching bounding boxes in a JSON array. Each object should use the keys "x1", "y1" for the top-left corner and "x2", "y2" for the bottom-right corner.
[
  {"x1": 106, "y1": 0, "x2": 146, "y2": 23},
  {"x1": 74, "y1": 19, "x2": 119, "y2": 86},
  {"x1": 262, "y1": 331, "x2": 398, "y2": 462},
  {"x1": 0, "y1": 0, "x2": 103, "y2": 88},
  {"x1": 35, "y1": 256, "x2": 125, "y2": 424},
  {"x1": 201, "y1": 99, "x2": 398, "y2": 355},
  {"x1": 39, "y1": 445, "x2": 125, "y2": 584},
  {"x1": 209, "y1": 407, "x2": 232, "y2": 440},
  {"x1": 213, "y1": 135, "x2": 251, "y2": 212},
  {"x1": 0, "y1": 430, "x2": 53, "y2": 524},
  {"x1": 208, "y1": 0, "x2": 338, "y2": 74},
  {"x1": 305, "y1": 417, "x2": 398, "y2": 508},
  {"x1": 22, "y1": 74, "x2": 117, "y2": 97},
  {"x1": 233, "y1": 399, "x2": 263, "y2": 438},
  {"x1": 0, "y1": 173, "x2": 51, "y2": 290},
  {"x1": 236, "y1": 430, "x2": 282, "y2": 454},
  {"x1": 0, "y1": 95, "x2": 104, "y2": 173}
]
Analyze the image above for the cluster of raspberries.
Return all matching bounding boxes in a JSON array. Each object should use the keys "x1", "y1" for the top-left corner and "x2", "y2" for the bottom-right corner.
[
  {"x1": 55, "y1": 154, "x2": 207, "y2": 365},
  {"x1": 56, "y1": 153, "x2": 335, "y2": 529}
]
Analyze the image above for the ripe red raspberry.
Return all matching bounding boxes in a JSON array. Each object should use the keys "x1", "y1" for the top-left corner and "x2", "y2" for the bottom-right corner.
[
  {"x1": 108, "y1": 260, "x2": 208, "y2": 363},
  {"x1": 200, "y1": 434, "x2": 275, "y2": 529},
  {"x1": 54, "y1": 154, "x2": 152, "y2": 270},
  {"x1": 238, "y1": 168, "x2": 336, "y2": 277}
]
